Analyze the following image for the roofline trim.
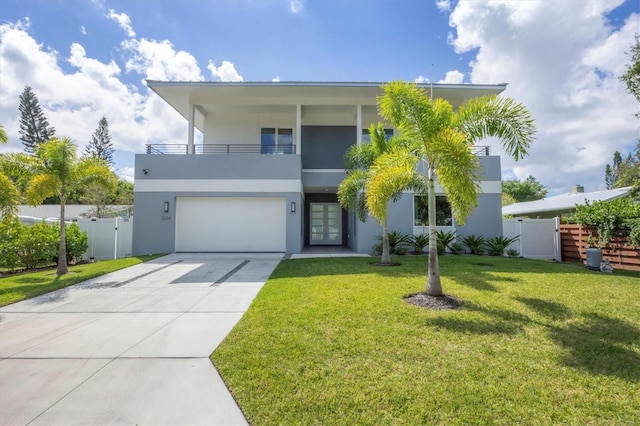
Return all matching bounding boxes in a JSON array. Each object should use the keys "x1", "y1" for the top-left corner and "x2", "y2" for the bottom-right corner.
[{"x1": 146, "y1": 80, "x2": 509, "y2": 91}]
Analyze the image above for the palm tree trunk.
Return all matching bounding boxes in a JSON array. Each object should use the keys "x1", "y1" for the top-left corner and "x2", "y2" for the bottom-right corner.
[
  {"x1": 426, "y1": 170, "x2": 443, "y2": 296},
  {"x1": 56, "y1": 191, "x2": 68, "y2": 276},
  {"x1": 381, "y1": 218, "x2": 391, "y2": 264}
]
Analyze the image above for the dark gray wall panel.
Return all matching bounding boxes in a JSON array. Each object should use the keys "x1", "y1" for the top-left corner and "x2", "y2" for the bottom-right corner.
[{"x1": 301, "y1": 126, "x2": 355, "y2": 169}]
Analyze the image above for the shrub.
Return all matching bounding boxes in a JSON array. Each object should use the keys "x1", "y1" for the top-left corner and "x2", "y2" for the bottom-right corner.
[
  {"x1": 376, "y1": 231, "x2": 412, "y2": 255},
  {"x1": 627, "y1": 218, "x2": 640, "y2": 248},
  {"x1": 64, "y1": 223, "x2": 89, "y2": 264},
  {"x1": 485, "y1": 235, "x2": 519, "y2": 256},
  {"x1": 394, "y1": 245, "x2": 408, "y2": 255},
  {"x1": 450, "y1": 241, "x2": 465, "y2": 255},
  {"x1": 506, "y1": 248, "x2": 520, "y2": 257},
  {"x1": 15, "y1": 221, "x2": 58, "y2": 270},
  {"x1": 571, "y1": 198, "x2": 640, "y2": 247},
  {"x1": 461, "y1": 235, "x2": 486, "y2": 255},
  {"x1": 0, "y1": 217, "x2": 23, "y2": 271},
  {"x1": 436, "y1": 230, "x2": 457, "y2": 254},
  {"x1": 372, "y1": 242, "x2": 383, "y2": 255},
  {"x1": 411, "y1": 234, "x2": 429, "y2": 254}
]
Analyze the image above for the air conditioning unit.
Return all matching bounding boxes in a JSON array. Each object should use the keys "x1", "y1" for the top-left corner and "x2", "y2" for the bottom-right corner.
[{"x1": 585, "y1": 248, "x2": 602, "y2": 271}]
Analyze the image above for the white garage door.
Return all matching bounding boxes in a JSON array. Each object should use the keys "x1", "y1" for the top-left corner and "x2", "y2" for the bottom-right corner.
[{"x1": 175, "y1": 197, "x2": 286, "y2": 252}]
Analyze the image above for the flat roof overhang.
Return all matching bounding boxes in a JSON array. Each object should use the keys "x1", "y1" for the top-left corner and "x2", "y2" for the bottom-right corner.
[{"x1": 147, "y1": 81, "x2": 508, "y2": 130}]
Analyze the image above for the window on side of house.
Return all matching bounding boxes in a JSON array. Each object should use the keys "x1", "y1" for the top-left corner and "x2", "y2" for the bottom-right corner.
[
  {"x1": 261, "y1": 128, "x2": 293, "y2": 154},
  {"x1": 362, "y1": 128, "x2": 393, "y2": 143},
  {"x1": 414, "y1": 195, "x2": 453, "y2": 226}
]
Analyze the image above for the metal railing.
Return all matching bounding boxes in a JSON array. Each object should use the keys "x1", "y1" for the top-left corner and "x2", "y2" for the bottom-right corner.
[
  {"x1": 471, "y1": 146, "x2": 490, "y2": 156},
  {"x1": 145, "y1": 143, "x2": 489, "y2": 156},
  {"x1": 145, "y1": 144, "x2": 296, "y2": 154}
]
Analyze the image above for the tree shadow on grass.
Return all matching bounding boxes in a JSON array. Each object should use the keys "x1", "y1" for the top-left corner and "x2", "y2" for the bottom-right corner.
[
  {"x1": 549, "y1": 313, "x2": 640, "y2": 381},
  {"x1": 515, "y1": 297, "x2": 573, "y2": 321},
  {"x1": 427, "y1": 302, "x2": 531, "y2": 336}
]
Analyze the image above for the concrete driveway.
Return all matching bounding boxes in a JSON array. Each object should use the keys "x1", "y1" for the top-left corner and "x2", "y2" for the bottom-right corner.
[{"x1": 0, "y1": 253, "x2": 282, "y2": 426}]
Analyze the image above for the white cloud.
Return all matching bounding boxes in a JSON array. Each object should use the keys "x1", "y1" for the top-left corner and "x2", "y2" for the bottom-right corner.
[
  {"x1": 0, "y1": 20, "x2": 195, "y2": 162},
  {"x1": 290, "y1": 0, "x2": 303, "y2": 14},
  {"x1": 438, "y1": 70, "x2": 464, "y2": 84},
  {"x1": 208, "y1": 60, "x2": 243, "y2": 82},
  {"x1": 414, "y1": 75, "x2": 430, "y2": 83},
  {"x1": 118, "y1": 166, "x2": 135, "y2": 182},
  {"x1": 447, "y1": 1, "x2": 639, "y2": 194},
  {"x1": 80, "y1": 25, "x2": 87, "y2": 35},
  {"x1": 107, "y1": 9, "x2": 135, "y2": 38},
  {"x1": 123, "y1": 38, "x2": 203, "y2": 81},
  {"x1": 435, "y1": 0, "x2": 451, "y2": 12},
  {"x1": 272, "y1": 76, "x2": 281, "y2": 82}
]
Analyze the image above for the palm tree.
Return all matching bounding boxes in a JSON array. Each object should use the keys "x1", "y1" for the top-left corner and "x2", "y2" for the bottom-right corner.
[
  {"x1": 374, "y1": 81, "x2": 535, "y2": 296},
  {"x1": 0, "y1": 125, "x2": 21, "y2": 218},
  {"x1": 338, "y1": 123, "x2": 424, "y2": 264},
  {"x1": 25, "y1": 137, "x2": 115, "y2": 275}
]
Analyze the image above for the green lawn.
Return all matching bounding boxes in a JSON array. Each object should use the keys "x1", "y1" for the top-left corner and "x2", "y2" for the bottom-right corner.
[
  {"x1": 212, "y1": 256, "x2": 640, "y2": 425},
  {"x1": 0, "y1": 254, "x2": 166, "y2": 306}
]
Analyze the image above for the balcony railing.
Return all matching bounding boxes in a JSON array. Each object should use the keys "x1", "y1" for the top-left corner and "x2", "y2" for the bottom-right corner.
[
  {"x1": 145, "y1": 144, "x2": 489, "y2": 156},
  {"x1": 471, "y1": 146, "x2": 490, "y2": 156},
  {"x1": 145, "y1": 144, "x2": 296, "y2": 154}
]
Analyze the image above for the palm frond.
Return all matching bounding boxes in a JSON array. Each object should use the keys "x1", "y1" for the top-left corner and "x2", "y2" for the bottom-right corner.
[
  {"x1": 366, "y1": 148, "x2": 418, "y2": 222},
  {"x1": 0, "y1": 173, "x2": 20, "y2": 217},
  {"x1": 337, "y1": 169, "x2": 369, "y2": 221},
  {"x1": 35, "y1": 137, "x2": 77, "y2": 182},
  {"x1": 430, "y1": 128, "x2": 482, "y2": 225},
  {"x1": 25, "y1": 174, "x2": 61, "y2": 205},
  {"x1": 77, "y1": 158, "x2": 116, "y2": 189},
  {"x1": 456, "y1": 95, "x2": 536, "y2": 161}
]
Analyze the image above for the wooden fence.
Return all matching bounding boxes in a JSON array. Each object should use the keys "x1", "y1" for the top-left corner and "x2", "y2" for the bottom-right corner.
[{"x1": 559, "y1": 224, "x2": 640, "y2": 272}]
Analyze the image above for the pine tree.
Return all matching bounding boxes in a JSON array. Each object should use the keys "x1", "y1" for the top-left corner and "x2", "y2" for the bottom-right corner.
[
  {"x1": 18, "y1": 86, "x2": 55, "y2": 154},
  {"x1": 85, "y1": 116, "x2": 114, "y2": 166},
  {"x1": 605, "y1": 151, "x2": 623, "y2": 189}
]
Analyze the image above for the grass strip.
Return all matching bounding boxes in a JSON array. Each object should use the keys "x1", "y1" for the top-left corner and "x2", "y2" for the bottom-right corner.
[
  {"x1": 212, "y1": 256, "x2": 640, "y2": 425},
  {"x1": 0, "y1": 254, "x2": 166, "y2": 306}
]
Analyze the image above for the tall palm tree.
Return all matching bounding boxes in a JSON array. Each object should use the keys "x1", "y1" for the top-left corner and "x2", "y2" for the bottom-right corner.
[
  {"x1": 25, "y1": 137, "x2": 115, "y2": 275},
  {"x1": 338, "y1": 123, "x2": 424, "y2": 264},
  {"x1": 374, "y1": 81, "x2": 535, "y2": 296}
]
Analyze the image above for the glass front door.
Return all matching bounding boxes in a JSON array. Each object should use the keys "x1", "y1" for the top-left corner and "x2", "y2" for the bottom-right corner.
[{"x1": 310, "y1": 203, "x2": 342, "y2": 245}]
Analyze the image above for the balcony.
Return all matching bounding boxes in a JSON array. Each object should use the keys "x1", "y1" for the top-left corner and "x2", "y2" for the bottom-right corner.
[
  {"x1": 145, "y1": 144, "x2": 490, "y2": 156},
  {"x1": 145, "y1": 144, "x2": 296, "y2": 155}
]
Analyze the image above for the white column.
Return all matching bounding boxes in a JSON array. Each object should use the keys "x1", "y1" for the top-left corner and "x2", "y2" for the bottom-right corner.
[
  {"x1": 356, "y1": 104, "x2": 362, "y2": 146},
  {"x1": 296, "y1": 104, "x2": 302, "y2": 155},
  {"x1": 188, "y1": 103, "x2": 195, "y2": 154}
]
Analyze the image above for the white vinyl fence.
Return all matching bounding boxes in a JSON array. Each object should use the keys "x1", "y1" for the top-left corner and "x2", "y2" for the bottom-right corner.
[
  {"x1": 76, "y1": 218, "x2": 133, "y2": 260},
  {"x1": 503, "y1": 217, "x2": 561, "y2": 261}
]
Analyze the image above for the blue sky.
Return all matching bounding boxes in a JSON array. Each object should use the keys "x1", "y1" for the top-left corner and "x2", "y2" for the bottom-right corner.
[{"x1": 1, "y1": 0, "x2": 638, "y2": 194}]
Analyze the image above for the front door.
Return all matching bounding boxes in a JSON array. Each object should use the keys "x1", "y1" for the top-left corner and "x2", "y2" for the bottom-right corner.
[{"x1": 310, "y1": 203, "x2": 342, "y2": 245}]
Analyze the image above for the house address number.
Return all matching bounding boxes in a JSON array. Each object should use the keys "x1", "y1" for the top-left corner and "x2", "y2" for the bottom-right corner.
[{"x1": 161, "y1": 215, "x2": 172, "y2": 220}]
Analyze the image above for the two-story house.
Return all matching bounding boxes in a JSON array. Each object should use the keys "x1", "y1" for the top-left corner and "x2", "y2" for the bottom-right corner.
[{"x1": 132, "y1": 81, "x2": 504, "y2": 255}]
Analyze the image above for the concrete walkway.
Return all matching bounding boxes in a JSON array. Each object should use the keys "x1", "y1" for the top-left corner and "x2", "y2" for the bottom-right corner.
[{"x1": 0, "y1": 253, "x2": 282, "y2": 426}]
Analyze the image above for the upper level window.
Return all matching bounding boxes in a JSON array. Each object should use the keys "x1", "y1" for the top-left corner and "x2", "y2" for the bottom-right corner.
[
  {"x1": 261, "y1": 128, "x2": 293, "y2": 154},
  {"x1": 414, "y1": 195, "x2": 453, "y2": 226},
  {"x1": 362, "y1": 128, "x2": 393, "y2": 143}
]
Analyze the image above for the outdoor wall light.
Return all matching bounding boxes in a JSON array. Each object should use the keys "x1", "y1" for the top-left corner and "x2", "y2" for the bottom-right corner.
[
  {"x1": 290, "y1": 202, "x2": 296, "y2": 213},
  {"x1": 163, "y1": 201, "x2": 170, "y2": 213},
  {"x1": 143, "y1": 169, "x2": 149, "y2": 175}
]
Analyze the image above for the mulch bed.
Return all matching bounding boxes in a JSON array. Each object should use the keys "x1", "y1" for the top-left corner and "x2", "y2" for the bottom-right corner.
[{"x1": 404, "y1": 293, "x2": 463, "y2": 310}]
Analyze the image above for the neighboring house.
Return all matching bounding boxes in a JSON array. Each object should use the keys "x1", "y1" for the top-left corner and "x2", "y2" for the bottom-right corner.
[
  {"x1": 133, "y1": 81, "x2": 506, "y2": 255},
  {"x1": 17, "y1": 205, "x2": 131, "y2": 225},
  {"x1": 502, "y1": 185, "x2": 633, "y2": 219}
]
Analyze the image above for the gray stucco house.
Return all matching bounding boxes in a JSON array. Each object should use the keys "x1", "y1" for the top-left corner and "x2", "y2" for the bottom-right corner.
[{"x1": 132, "y1": 81, "x2": 504, "y2": 255}]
